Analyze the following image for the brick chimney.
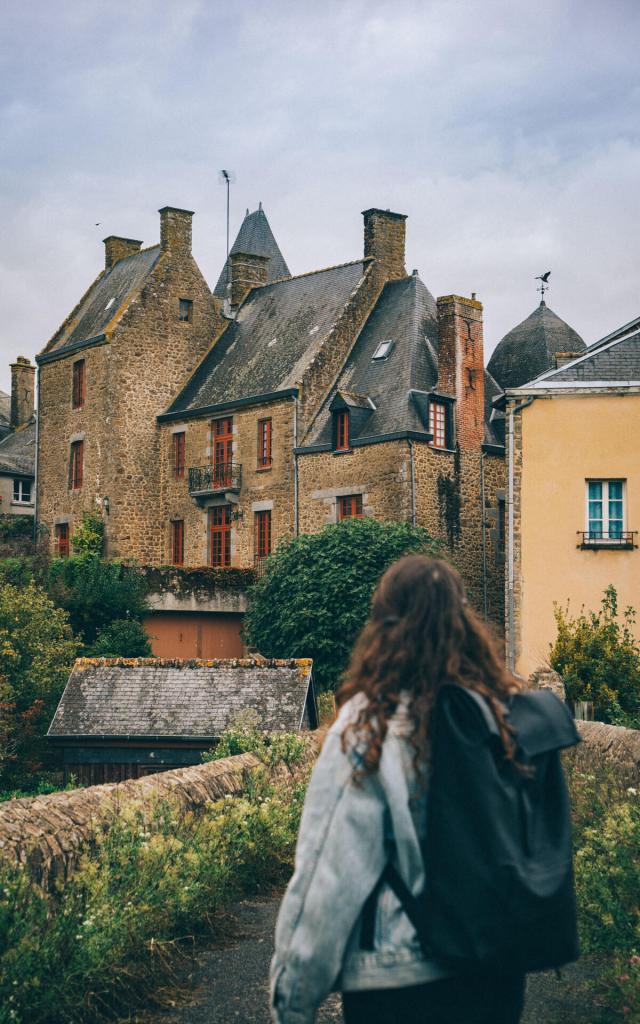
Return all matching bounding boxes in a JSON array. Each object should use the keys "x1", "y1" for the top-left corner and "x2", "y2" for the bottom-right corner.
[
  {"x1": 230, "y1": 251, "x2": 270, "y2": 307},
  {"x1": 159, "y1": 206, "x2": 194, "y2": 256},
  {"x1": 436, "y1": 295, "x2": 485, "y2": 450},
  {"x1": 103, "y1": 236, "x2": 143, "y2": 269},
  {"x1": 10, "y1": 356, "x2": 35, "y2": 430},
  {"x1": 362, "y1": 208, "x2": 407, "y2": 282}
]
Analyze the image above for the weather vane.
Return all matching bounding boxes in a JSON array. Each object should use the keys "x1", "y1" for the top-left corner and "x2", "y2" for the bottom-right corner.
[{"x1": 535, "y1": 270, "x2": 551, "y2": 301}]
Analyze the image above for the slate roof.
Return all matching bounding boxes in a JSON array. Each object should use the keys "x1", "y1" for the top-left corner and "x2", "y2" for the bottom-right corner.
[
  {"x1": 304, "y1": 274, "x2": 439, "y2": 444},
  {"x1": 214, "y1": 206, "x2": 291, "y2": 298},
  {"x1": 0, "y1": 391, "x2": 10, "y2": 440},
  {"x1": 0, "y1": 420, "x2": 36, "y2": 477},
  {"x1": 524, "y1": 325, "x2": 640, "y2": 388},
  {"x1": 164, "y1": 261, "x2": 368, "y2": 417},
  {"x1": 48, "y1": 658, "x2": 316, "y2": 738},
  {"x1": 487, "y1": 301, "x2": 586, "y2": 390},
  {"x1": 42, "y1": 246, "x2": 162, "y2": 357}
]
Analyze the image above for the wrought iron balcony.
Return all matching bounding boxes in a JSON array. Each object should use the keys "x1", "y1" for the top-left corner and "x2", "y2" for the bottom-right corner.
[
  {"x1": 188, "y1": 463, "x2": 242, "y2": 499},
  {"x1": 578, "y1": 530, "x2": 637, "y2": 550}
]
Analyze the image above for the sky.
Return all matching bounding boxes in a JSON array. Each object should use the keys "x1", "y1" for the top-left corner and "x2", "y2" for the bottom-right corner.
[{"x1": 1, "y1": 0, "x2": 638, "y2": 395}]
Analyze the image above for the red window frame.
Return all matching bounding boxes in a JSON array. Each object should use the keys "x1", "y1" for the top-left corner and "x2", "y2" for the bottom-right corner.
[
  {"x1": 171, "y1": 520, "x2": 184, "y2": 565},
  {"x1": 429, "y1": 401, "x2": 447, "y2": 449},
  {"x1": 255, "y1": 509, "x2": 272, "y2": 559},
  {"x1": 212, "y1": 417, "x2": 233, "y2": 487},
  {"x1": 56, "y1": 523, "x2": 70, "y2": 558},
  {"x1": 334, "y1": 410, "x2": 350, "y2": 451},
  {"x1": 208, "y1": 505, "x2": 232, "y2": 567},
  {"x1": 72, "y1": 360, "x2": 85, "y2": 409},
  {"x1": 257, "y1": 418, "x2": 272, "y2": 469},
  {"x1": 173, "y1": 432, "x2": 186, "y2": 479},
  {"x1": 338, "y1": 494, "x2": 363, "y2": 520},
  {"x1": 70, "y1": 440, "x2": 84, "y2": 490}
]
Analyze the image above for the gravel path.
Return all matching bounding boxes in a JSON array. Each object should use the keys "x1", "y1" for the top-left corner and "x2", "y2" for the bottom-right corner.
[{"x1": 138, "y1": 896, "x2": 609, "y2": 1024}]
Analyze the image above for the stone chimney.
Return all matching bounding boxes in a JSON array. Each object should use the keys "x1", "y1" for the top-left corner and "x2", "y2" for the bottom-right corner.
[
  {"x1": 436, "y1": 295, "x2": 485, "y2": 450},
  {"x1": 362, "y1": 208, "x2": 407, "y2": 282},
  {"x1": 10, "y1": 357, "x2": 35, "y2": 430},
  {"x1": 230, "y1": 251, "x2": 270, "y2": 307},
  {"x1": 103, "y1": 236, "x2": 143, "y2": 269},
  {"x1": 159, "y1": 206, "x2": 194, "y2": 256}
]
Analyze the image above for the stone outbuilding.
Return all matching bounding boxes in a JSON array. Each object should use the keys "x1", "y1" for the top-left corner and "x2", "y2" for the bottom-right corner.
[{"x1": 47, "y1": 657, "x2": 317, "y2": 784}]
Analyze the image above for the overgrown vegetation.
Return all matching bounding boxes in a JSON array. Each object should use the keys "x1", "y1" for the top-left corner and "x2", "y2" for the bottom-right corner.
[
  {"x1": 202, "y1": 709, "x2": 312, "y2": 774},
  {"x1": 0, "y1": 745, "x2": 310, "y2": 1024},
  {"x1": 551, "y1": 586, "x2": 640, "y2": 727},
  {"x1": 243, "y1": 518, "x2": 441, "y2": 691}
]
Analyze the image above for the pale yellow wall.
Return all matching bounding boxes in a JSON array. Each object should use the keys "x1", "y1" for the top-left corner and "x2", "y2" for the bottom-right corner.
[{"x1": 517, "y1": 393, "x2": 640, "y2": 677}]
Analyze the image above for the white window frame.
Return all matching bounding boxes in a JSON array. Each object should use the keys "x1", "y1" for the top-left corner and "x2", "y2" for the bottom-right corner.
[
  {"x1": 584, "y1": 479, "x2": 626, "y2": 544},
  {"x1": 372, "y1": 340, "x2": 394, "y2": 360},
  {"x1": 12, "y1": 478, "x2": 32, "y2": 505}
]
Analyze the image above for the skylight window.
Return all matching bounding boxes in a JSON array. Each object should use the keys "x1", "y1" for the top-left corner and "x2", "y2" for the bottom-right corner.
[{"x1": 372, "y1": 340, "x2": 394, "y2": 361}]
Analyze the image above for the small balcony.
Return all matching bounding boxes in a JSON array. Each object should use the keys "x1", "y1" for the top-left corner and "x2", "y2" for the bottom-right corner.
[
  {"x1": 188, "y1": 463, "x2": 242, "y2": 502},
  {"x1": 578, "y1": 530, "x2": 637, "y2": 550}
]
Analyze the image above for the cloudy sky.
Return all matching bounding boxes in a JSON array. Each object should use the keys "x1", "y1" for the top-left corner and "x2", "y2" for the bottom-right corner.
[{"x1": 1, "y1": 0, "x2": 638, "y2": 394}]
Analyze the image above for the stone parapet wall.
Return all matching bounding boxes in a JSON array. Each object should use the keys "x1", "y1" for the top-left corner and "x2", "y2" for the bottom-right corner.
[
  {"x1": 0, "y1": 752, "x2": 259, "y2": 891},
  {"x1": 570, "y1": 720, "x2": 640, "y2": 778}
]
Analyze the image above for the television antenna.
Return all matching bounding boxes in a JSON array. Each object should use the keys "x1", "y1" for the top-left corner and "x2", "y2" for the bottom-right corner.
[{"x1": 218, "y1": 169, "x2": 236, "y2": 289}]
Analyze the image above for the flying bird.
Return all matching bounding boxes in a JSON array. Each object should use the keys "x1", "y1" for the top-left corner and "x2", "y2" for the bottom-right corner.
[{"x1": 535, "y1": 271, "x2": 551, "y2": 282}]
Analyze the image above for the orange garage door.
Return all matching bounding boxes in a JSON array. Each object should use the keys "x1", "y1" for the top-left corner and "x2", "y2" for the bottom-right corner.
[{"x1": 144, "y1": 612, "x2": 245, "y2": 659}]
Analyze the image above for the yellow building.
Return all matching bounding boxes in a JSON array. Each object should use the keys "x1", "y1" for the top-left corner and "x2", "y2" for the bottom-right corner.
[{"x1": 500, "y1": 315, "x2": 640, "y2": 678}]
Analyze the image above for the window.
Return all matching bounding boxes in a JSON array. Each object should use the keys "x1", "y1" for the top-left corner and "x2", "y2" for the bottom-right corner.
[
  {"x1": 334, "y1": 410, "x2": 350, "y2": 452},
  {"x1": 69, "y1": 440, "x2": 84, "y2": 490},
  {"x1": 12, "y1": 479, "x2": 32, "y2": 504},
  {"x1": 72, "y1": 360, "x2": 85, "y2": 409},
  {"x1": 211, "y1": 417, "x2": 233, "y2": 486},
  {"x1": 171, "y1": 520, "x2": 184, "y2": 565},
  {"x1": 179, "y1": 298, "x2": 193, "y2": 323},
  {"x1": 209, "y1": 505, "x2": 232, "y2": 567},
  {"x1": 173, "y1": 432, "x2": 186, "y2": 479},
  {"x1": 372, "y1": 339, "x2": 394, "y2": 360},
  {"x1": 255, "y1": 510, "x2": 272, "y2": 560},
  {"x1": 55, "y1": 523, "x2": 69, "y2": 558},
  {"x1": 257, "y1": 418, "x2": 272, "y2": 469},
  {"x1": 429, "y1": 401, "x2": 447, "y2": 449},
  {"x1": 338, "y1": 494, "x2": 363, "y2": 520},
  {"x1": 586, "y1": 480, "x2": 625, "y2": 541}
]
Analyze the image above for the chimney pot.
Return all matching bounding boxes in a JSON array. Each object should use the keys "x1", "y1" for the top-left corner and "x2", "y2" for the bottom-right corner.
[
  {"x1": 103, "y1": 236, "x2": 143, "y2": 269},
  {"x1": 10, "y1": 356, "x2": 35, "y2": 430},
  {"x1": 159, "y1": 206, "x2": 194, "y2": 255}
]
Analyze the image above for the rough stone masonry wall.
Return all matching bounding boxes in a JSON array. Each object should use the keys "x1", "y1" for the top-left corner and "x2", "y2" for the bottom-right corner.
[
  {"x1": 0, "y1": 753, "x2": 259, "y2": 892},
  {"x1": 160, "y1": 398, "x2": 295, "y2": 567},
  {"x1": 505, "y1": 399, "x2": 524, "y2": 665}
]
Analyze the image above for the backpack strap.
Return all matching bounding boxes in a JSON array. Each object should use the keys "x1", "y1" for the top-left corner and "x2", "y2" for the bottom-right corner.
[{"x1": 360, "y1": 862, "x2": 425, "y2": 951}]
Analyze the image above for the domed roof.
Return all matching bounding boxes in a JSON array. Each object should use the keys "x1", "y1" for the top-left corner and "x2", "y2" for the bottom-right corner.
[{"x1": 488, "y1": 301, "x2": 586, "y2": 390}]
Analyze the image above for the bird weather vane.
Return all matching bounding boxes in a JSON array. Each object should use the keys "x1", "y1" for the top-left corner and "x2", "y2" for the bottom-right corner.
[{"x1": 535, "y1": 270, "x2": 551, "y2": 300}]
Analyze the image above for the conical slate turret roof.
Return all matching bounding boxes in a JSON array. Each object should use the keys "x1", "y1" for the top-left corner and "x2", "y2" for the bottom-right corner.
[
  {"x1": 213, "y1": 204, "x2": 290, "y2": 297},
  {"x1": 488, "y1": 301, "x2": 586, "y2": 390}
]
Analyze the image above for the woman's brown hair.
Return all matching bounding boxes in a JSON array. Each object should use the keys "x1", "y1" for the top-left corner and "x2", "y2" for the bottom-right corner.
[{"x1": 338, "y1": 555, "x2": 520, "y2": 775}]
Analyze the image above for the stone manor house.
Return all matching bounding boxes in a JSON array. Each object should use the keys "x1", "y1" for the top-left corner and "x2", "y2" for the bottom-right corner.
[{"x1": 36, "y1": 202, "x2": 579, "y2": 632}]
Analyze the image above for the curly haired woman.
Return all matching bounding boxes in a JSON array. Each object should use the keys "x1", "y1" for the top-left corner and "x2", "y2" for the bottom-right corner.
[{"x1": 270, "y1": 555, "x2": 526, "y2": 1024}]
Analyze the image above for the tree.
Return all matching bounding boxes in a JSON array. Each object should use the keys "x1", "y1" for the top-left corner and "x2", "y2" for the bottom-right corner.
[
  {"x1": 243, "y1": 518, "x2": 442, "y2": 691},
  {"x1": 0, "y1": 581, "x2": 77, "y2": 787},
  {"x1": 46, "y1": 557, "x2": 149, "y2": 647},
  {"x1": 87, "y1": 619, "x2": 152, "y2": 658},
  {"x1": 550, "y1": 585, "x2": 640, "y2": 727},
  {"x1": 70, "y1": 512, "x2": 105, "y2": 558}
]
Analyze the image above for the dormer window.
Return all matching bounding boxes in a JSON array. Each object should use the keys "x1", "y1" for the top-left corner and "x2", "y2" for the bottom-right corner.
[
  {"x1": 372, "y1": 339, "x2": 394, "y2": 360},
  {"x1": 334, "y1": 410, "x2": 350, "y2": 452},
  {"x1": 179, "y1": 298, "x2": 193, "y2": 323}
]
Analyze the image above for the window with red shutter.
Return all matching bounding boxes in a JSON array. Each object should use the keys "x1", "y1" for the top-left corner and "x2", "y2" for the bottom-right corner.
[
  {"x1": 208, "y1": 505, "x2": 232, "y2": 567},
  {"x1": 173, "y1": 432, "x2": 186, "y2": 479},
  {"x1": 337, "y1": 494, "x2": 363, "y2": 520},
  {"x1": 255, "y1": 509, "x2": 272, "y2": 560},
  {"x1": 56, "y1": 523, "x2": 70, "y2": 558},
  {"x1": 72, "y1": 360, "x2": 85, "y2": 409},
  {"x1": 70, "y1": 441, "x2": 84, "y2": 490},
  {"x1": 171, "y1": 520, "x2": 184, "y2": 565},
  {"x1": 257, "y1": 418, "x2": 272, "y2": 469},
  {"x1": 334, "y1": 410, "x2": 350, "y2": 451},
  {"x1": 428, "y1": 401, "x2": 447, "y2": 449}
]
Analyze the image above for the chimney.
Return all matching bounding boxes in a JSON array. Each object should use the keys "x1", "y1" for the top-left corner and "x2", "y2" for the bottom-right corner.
[
  {"x1": 230, "y1": 251, "x2": 270, "y2": 307},
  {"x1": 436, "y1": 295, "x2": 485, "y2": 451},
  {"x1": 362, "y1": 208, "x2": 407, "y2": 282},
  {"x1": 103, "y1": 236, "x2": 143, "y2": 269},
  {"x1": 555, "y1": 352, "x2": 582, "y2": 369},
  {"x1": 10, "y1": 357, "x2": 35, "y2": 430},
  {"x1": 159, "y1": 206, "x2": 194, "y2": 255}
]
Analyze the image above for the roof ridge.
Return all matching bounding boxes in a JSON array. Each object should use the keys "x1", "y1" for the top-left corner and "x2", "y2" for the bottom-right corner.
[{"x1": 259, "y1": 257, "x2": 370, "y2": 289}]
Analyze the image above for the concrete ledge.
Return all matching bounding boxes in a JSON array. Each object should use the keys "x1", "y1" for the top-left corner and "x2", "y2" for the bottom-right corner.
[{"x1": 0, "y1": 752, "x2": 260, "y2": 891}]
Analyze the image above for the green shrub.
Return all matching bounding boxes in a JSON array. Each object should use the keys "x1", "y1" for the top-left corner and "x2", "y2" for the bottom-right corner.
[
  {"x1": 551, "y1": 586, "x2": 640, "y2": 726},
  {"x1": 243, "y1": 518, "x2": 441, "y2": 691},
  {"x1": 46, "y1": 557, "x2": 148, "y2": 647},
  {"x1": 203, "y1": 709, "x2": 311, "y2": 773},
  {"x1": 0, "y1": 557, "x2": 36, "y2": 588},
  {"x1": 70, "y1": 514, "x2": 105, "y2": 559},
  {"x1": 87, "y1": 619, "x2": 152, "y2": 659}
]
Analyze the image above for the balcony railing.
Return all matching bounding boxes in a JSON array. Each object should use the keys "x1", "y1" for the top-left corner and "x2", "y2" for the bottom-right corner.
[
  {"x1": 188, "y1": 463, "x2": 242, "y2": 497},
  {"x1": 578, "y1": 530, "x2": 637, "y2": 550}
]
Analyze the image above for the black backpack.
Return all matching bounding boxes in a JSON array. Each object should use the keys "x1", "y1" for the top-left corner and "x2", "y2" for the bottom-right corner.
[{"x1": 362, "y1": 685, "x2": 581, "y2": 974}]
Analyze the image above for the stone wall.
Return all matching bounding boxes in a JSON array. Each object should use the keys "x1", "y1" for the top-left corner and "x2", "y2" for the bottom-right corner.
[
  {"x1": 0, "y1": 753, "x2": 259, "y2": 891},
  {"x1": 570, "y1": 720, "x2": 640, "y2": 778}
]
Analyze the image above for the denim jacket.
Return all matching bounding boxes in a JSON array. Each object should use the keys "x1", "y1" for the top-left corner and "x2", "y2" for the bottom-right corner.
[{"x1": 270, "y1": 694, "x2": 452, "y2": 1024}]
